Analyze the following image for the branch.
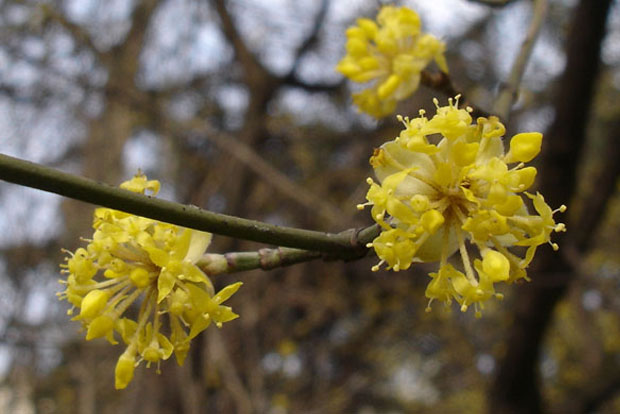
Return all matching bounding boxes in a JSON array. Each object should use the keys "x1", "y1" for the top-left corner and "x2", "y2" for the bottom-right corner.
[
  {"x1": 489, "y1": 0, "x2": 614, "y2": 412},
  {"x1": 0, "y1": 153, "x2": 379, "y2": 253},
  {"x1": 198, "y1": 247, "x2": 323, "y2": 275},
  {"x1": 287, "y1": 0, "x2": 329, "y2": 77},
  {"x1": 493, "y1": 0, "x2": 548, "y2": 121},
  {"x1": 281, "y1": 74, "x2": 344, "y2": 93},
  {"x1": 194, "y1": 122, "x2": 352, "y2": 227},
  {"x1": 420, "y1": 70, "x2": 491, "y2": 119},
  {"x1": 570, "y1": 120, "x2": 620, "y2": 251},
  {"x1": 41, "y1": 4, "x2": 102, "y2": 59},
  {"x1": 466, "y1": 0, "x2": 520, "y2": 7},
  {"x1": 210, "y1": 0, "x2": 268, "y2": 79},
  {"x1": 577, "y1": 371, "x2": 620, "y2": 414}
]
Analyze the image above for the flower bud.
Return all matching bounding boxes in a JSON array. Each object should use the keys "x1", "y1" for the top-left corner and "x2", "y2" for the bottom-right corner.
[
  {"x1": 115, "y1": 351, "x2": 136, "y2": 390},
  {"x1": 79, "y1": 290, "x2": 110, "y2": 320},
  {"x1": 507, "y1": 132, "x2": 543, "y2": 163}
]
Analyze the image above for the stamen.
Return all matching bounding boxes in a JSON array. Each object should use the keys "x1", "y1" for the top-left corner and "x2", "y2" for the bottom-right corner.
[
  {"x1": 456, "y1": 225, "x2": 477, "y2": 286},
  {"x1": 371, "y1": 259, "x2": 385, "y2": 272},
  {"x1": 440, "y1": 215, "x2": 451, "y2": 268},
  {"x1": 89, "y1": 275, "x2": 131, "y2": 291},
  {"x1": 425, "y1": 298, "x2": 434, "y2": 313}
]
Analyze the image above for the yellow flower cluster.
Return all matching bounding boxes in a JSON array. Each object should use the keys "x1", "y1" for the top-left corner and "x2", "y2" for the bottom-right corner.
[
  {"x1": 58, "y1": 174, "x2": 242, "y2": 389},
  {"x1": 336, "y1": 6, "x2": 448, "y2": 118},
  {"x1": 358, "y1": 97, "x2": 566, "y2": 316}
]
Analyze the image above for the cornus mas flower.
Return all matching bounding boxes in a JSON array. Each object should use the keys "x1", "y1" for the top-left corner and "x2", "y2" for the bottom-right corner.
[
  {"x1": 358, "y1": 97, "x2": 566, "y2": 317},
  {"x1": 336, "y1": 6, "x2": 447, "y2": 118},
  {"x1": 58, "y1": 174, "x2": 242, "y2": 389}
]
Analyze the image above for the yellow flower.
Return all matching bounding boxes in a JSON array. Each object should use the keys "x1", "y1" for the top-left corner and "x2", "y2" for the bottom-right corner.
[
  {"x1": 58, "y1": 173, "x2": 243, "y2": 389},
  {"x1": 336, "y1": 6, "x2": 448, "y2": 118},
  {"x1": 358, "y1": 97, "x2": 566, "y2": 317}
]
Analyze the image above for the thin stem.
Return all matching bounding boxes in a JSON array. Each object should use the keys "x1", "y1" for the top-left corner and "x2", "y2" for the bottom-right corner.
[
  {"x1": 493, "y1": 0, "x2": 548, "y2": 121},
  {"x1": 454, "y1": 213, "x2": 478, "y2": 286},
  {"x1": 0, "y1": 153, "x2": 379, "y2": 253},
  {"x1": 197, "y1": 248, "x2": 325, "y2": 275},
  {"x1": 466, "y1": 0, "x2": 519, "y2": 6}
]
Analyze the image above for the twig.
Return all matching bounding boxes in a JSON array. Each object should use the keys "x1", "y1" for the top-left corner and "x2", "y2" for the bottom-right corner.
[
  {"x1": 198, "y1": 247, "x2": 323, "y2": 275},
  {"x1": 466, "y1": 0, "x2": 520, "y2": 7},
  {"x1": 420, "y1": 70, "x2": 490, "y2": 119},
  {"x1": 288, "y1": 0, "x2": 329, "y2": 76},
  {"x1": 197, "y1": 122, "x2": 352, "y2": 227},
  {"x1": 0, "y1": 153, "x2": 379, "y2": 253},
  {"x1": 493, "y1": 0, "x2": 548, "y2": 121}
]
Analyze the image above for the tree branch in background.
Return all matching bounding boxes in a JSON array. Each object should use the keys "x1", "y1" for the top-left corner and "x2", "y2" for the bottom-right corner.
[
  {"x1": 288, "y1": 0, "x2": 329, "y2": 77},
  {"x1": 192, "y1": 122, "x2": 353, "y2": 227},
  {"x1": 41, "y1": 4, "x2": 103, "y2": 59},
  {"x1": 466, "y1": 0, "x2": 520, "y2": 7},
  {"x1": 281, "y1": 74, "x2": 344, "y2": 93},
  {"x1": 570, "y1": 122, "x2": 620, "y2": 252},
  {"x1": 576, "y1": 372, "x2": 620, "y2": 414},
  {"x1": 0, "y1": 153, "x2": 379, "y2": 254},
  {"x1": 489, "y1": 1, "x2": 614, "y2": 413},
  {"x1": 420, "y1": 70, "x2": 490, "y2": 118},
  {"x1": 210, "y1": 0, "x2": 273, "y2": 83},
  {"x1": 493, "y1": 0, "x2": 548, "y2": 121}
]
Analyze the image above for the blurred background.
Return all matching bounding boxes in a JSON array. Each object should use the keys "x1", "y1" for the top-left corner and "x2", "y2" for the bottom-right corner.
[{"x1": 0, "y1": 0, "x2": 618, "y2": 412}]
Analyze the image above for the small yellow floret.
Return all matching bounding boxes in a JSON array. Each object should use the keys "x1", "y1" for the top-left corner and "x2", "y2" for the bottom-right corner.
[
  {"x1": 79, "y1": 290, "x2": 110, "y2": 320},
  {"x1": 59, "y1": 173, "x2": 243, "y2": 389},
  {"x1": 115, "y1": 351, "x2": 136, "y2": 390},
  {"x1": 86, "y1": 315, "x2": 114, "y2": 340},
  {"x1": 130, "y1": 267, "x2": 152, "y2": 288},
  {"x1": 481, "y1": 251, "x2": 510, "y2": 282},
  {"x1": 359, "y1": 97, "x2": 566, "y2": 316},
  {"x1": 336, "y1": 6, "x2": 447, "y2": 118}
]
